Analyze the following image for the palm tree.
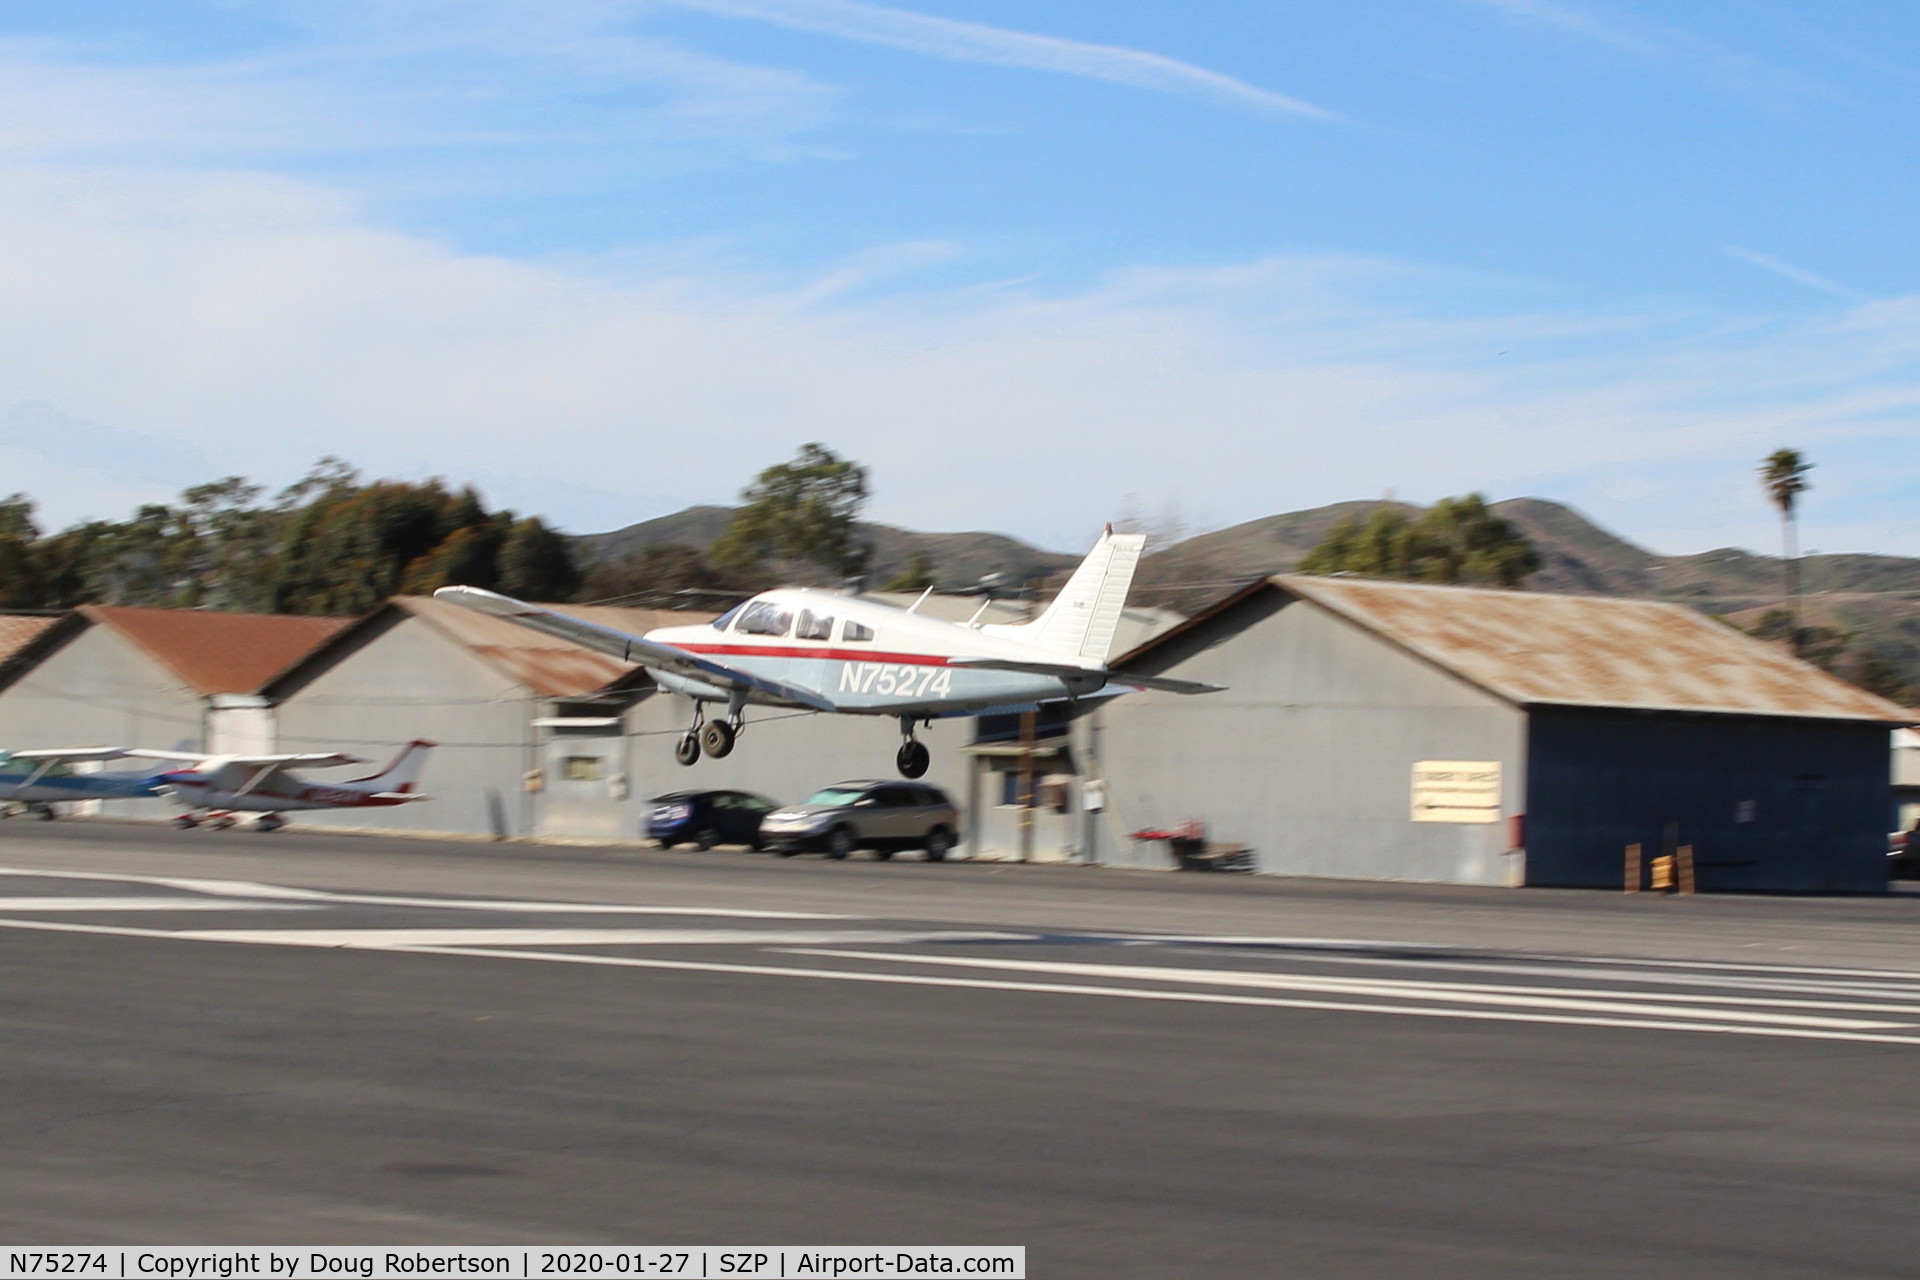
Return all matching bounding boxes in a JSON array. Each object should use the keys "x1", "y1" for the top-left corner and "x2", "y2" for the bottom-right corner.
[{"x1": 1759, "y1": 448, "x2": 1812, "y2": 656}]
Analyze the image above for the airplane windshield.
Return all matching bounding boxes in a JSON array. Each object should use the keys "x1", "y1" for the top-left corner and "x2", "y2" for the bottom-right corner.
[
  {"x1": 710, "y1": 604, "x2": 745, "y2": 631},
  {"x1": 736, "y1": 602, "x2": 792, "y2": 637},
  {"x1": 804, "y1": 787, "x2": 868, "y2": 806}
]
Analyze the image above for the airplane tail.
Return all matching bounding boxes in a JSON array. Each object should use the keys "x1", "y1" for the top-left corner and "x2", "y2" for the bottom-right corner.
[
  {"x1": 350, "y1": 740, "x2": 436, "y2": 793},
  {"x1": 993, "y1": 526, "x2": 1146, "y2": 663}
]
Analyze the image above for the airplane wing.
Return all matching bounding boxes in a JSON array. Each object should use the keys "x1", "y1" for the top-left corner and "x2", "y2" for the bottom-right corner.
[
  {"x1": 434, "y1": 586, "x2": 836, "y2": 713},
  {"x1": 948, "y1": 657, "x2": 1224, "y2": 695},
  {"x1": 124, "y1": 750, "x2": 369, "y2": 768},
  {"x1": 3, "y1": 747, "x2": 134, "y2": 763}
]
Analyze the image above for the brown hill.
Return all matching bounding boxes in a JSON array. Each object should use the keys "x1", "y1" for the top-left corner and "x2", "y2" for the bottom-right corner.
[
  {"x1": 575, "y1": 506, "x2": 1075, "y2": 589},
  {"x1": 577, "y1": 499, "x2": 1920, "y2": 689}
]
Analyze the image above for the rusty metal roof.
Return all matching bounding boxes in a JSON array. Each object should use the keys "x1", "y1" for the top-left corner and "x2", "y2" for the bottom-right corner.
[
  {"x1": 0, "y1": 615, "x2": 57, "y2": 666},
  {"x1": 79, "y1": 605, "x2": 351, "y2": 696},
  {"x1": 395, "y1": 596, "x2": 714, "y2": 697},
  {"x1": 1272, "y1": 575, "x2": 1913, "y2": 724}
]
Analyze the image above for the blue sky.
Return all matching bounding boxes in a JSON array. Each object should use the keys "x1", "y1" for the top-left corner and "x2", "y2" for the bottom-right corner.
[{"x1": 2, "y1": 0, "x2": 1917, "y2": 557}]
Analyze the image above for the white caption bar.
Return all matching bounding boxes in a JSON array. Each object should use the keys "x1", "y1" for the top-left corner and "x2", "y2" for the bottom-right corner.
[{"x1": 0, "y1": 1249, "x2": 1024, "y2": 1280}]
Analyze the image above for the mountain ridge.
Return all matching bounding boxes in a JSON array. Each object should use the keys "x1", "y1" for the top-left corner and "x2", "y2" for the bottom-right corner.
[{"x1": 575, "y1": 499, "x2": 1920, "y2": 686}]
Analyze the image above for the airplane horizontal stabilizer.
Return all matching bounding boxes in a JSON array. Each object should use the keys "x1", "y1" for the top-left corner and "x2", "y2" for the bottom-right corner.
[
  {"x1": 1105, "y1": 671, "x2": 1225, "y2": 695},
  {"x1": 950, "y1": 656, "x2": 1222, "y2": 695},
  {"x1": 434, "y1": 586, "x2": 836, "y2": 713}
]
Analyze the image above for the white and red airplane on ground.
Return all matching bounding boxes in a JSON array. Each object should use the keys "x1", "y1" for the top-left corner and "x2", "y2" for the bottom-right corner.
[
  {"x1": 437, "y1": 526, "x2": 1220, "y2": 778},
  {"x1": 127, "y1": 740, "x2": 436, "y2": 831}
]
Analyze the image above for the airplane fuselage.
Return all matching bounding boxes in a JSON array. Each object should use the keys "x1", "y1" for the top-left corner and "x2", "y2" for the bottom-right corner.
[
  {"x1": 0, "y1": 770, "x2": 162, "y2": 805},
  {"x1": 159, "y1": 776, "x2": 414, "y2": 813},
  {"x1": 645, "y1": 588, "x2": 1105, "y2": 716}
]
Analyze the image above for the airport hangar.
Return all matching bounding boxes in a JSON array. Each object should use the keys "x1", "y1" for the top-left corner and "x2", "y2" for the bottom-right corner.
[
  {"x1": 1077, "y1": 575, "x2": 1913, "y2": 892},
  {"x1": 0, "y1": 605, "x2": 349, "y2": 822},
  {"x1": 1, "y1": 582, "x2": 1911, "y2": 892}
]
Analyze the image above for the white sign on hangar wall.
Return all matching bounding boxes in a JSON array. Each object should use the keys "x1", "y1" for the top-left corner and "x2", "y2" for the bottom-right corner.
[{"x1": 1410, "y1": 760, "x2": 1502, "y2": 823}]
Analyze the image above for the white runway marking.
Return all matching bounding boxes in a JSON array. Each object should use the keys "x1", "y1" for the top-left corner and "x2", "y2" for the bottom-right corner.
[
  {"x1": 0, "y1": 866, "x2": 848, "y2": 918},
  {"x1": 782, "y1": 950, "x2": 1917, "y2": 1030},
  {"x1": 173, "y1": 928, "x2": 1032, "y2": 948},
  {"x1": 2, "y1": 914, "x2": 1919, "y2": 1047},
  {"x1": 0, "y1": 897, "x2": 311, "y2": 913}
]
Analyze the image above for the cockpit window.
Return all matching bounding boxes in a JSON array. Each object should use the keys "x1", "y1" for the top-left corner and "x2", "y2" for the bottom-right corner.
[
  {"x1": 736, "y1": 601, "x2": 793, "y2": 637},
  {"x1": 710, "y1": 604, "x2": 745, "y2": 632},
  {"x1": 842, "y1": 619, "x2": 875, "y2": 643},
  {"x1": 795, "y1": 610, "x2": 834, "y2": 641}
]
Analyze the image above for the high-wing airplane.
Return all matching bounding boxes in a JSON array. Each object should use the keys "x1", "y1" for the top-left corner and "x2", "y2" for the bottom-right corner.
[
  {"x1": 125, "y1": 740, "x2": 437, "y2": 831},
  {"x1": 436, "y1": 526, "x2": 1220, "y2": 778},
  {"x1": 0, "y1": 747, "x2": 169, "y2": 817}
]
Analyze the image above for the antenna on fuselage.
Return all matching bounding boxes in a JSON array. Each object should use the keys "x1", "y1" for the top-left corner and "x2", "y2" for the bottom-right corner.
[{"x1": 905, "y1": 586, "x2": 934, "y2": 615}]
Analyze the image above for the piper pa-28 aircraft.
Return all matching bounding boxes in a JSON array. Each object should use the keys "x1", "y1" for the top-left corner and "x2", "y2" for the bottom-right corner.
[
  {"x1": 126, "y1": 740, "x2": 436, "y2": 831},
  {"x1": 437, "y1": 526, "x2": 1220, "y2": 778},
  {"x1": 0, "y1": 747, "x2": 167, "y2": 817}
]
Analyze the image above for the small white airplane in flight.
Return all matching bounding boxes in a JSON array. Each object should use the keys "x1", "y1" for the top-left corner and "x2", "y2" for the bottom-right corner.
[
  {"x1": 126, "y1": 740, "x2": 437, "y2": 831},
  {"x1": 437, "y1": 526, "x2": 1219, "y2": 778},
  {"x1": 0, "y1": 747, "x2": 169, "y2": 817}
]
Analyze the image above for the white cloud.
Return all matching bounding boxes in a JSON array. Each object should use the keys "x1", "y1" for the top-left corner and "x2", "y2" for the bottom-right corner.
[
  {"x1": 2, "y1": 160, "x2": 1917, "y2": 559},
  {"x1": 655, "y1": 0, "x2": 1340, "y2": 119},
  {"x1": 1724, "y1": 246, "x2": 1866, "y2": 302},
  {"x1": 1459, "y1": 0, "x2": 1837, "y2": 106}
]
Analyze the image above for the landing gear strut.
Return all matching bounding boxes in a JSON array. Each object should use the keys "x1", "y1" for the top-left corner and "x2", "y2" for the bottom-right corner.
[
  {"x1": 675, "y1": 700, "x2": 742, "y2": 766},
  {"x1": 896, "y1": 717, "x2": 930, "y2": 779}
]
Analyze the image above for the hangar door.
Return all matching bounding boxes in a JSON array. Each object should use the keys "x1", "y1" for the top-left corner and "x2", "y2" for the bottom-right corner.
[{"x1": 535, "y1": 717, "x2": 629, "y2": 842}]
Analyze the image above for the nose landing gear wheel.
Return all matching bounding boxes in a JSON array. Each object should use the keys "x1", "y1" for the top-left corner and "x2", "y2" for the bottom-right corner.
[
  {"x1": 171, "y1": 814, "x2": 200, "y2": 829},
  {"x1": 896, "y1": 739, "x2": 930, "y2": 778},
  {"x1": 674, "y1": 733, "x2": 701, "y2": 767},
  {"x1": 699, "y1": 719, "x2": 736, "y2": 758}
]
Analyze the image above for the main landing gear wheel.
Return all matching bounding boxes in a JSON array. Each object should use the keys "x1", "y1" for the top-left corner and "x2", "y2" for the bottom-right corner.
[
  {"x1": 674, "y1": 733, "x2": 700, "y2": 767},
  {"x1": 254, "y1": 813, "x2": 286, "y2": 833},
  {"x1": 171, "y1": 814, "x2": 200, "y2": 829},
  {"x1": 699, "y1": 719, "x2": 736, "y2": 759},
  {"x1": 896, "y1": 739, "x2": 930, "y2": 779}
]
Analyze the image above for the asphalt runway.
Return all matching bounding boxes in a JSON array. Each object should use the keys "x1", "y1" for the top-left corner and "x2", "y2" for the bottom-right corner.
[{"x1": 3, "y1": 821, "x2": 1920, "y2": 1277}]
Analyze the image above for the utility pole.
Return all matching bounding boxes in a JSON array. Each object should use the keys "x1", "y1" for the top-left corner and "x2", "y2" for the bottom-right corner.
[{"x1": 1017, "y1": 709, "x2": 1036, "y2": 864}]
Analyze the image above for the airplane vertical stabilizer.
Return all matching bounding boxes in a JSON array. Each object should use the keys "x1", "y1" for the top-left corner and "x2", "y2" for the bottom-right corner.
[
  {"x1": 1000, "y1": 528, "x2": 1146, "y2": 663},
  {"x1": 350, "y1": 740, "x2": 437, "y2": 793}
]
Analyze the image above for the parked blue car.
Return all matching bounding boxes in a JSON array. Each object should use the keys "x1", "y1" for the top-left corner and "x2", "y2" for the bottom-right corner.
[{"x1": 646, "y1": 789, "x2": 779, "y2": 850}]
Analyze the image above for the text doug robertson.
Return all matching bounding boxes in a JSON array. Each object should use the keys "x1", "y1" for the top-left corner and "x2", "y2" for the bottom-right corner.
[{"x1": 133, "y1": 1256, "x2": 510, "y2": 1278}]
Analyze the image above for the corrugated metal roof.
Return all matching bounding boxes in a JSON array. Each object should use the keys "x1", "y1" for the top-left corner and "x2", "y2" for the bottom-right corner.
[
  {"x1": 0, "y1": 615, "x2": 57, "y2": 665},
  {"x1": 1274, "y1": 575, "x2": 1914, "y2": 724},
  {"x1": 81, "y1": 606, "x2": 351, "y2": 696},
  {"x1": 396, "y1": 596, "x2": 714, "y2": 697}
]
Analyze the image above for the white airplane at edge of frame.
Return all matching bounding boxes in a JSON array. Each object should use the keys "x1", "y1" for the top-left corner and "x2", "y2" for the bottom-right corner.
[
  {"x1": 122, "y1": 741, "x2": 437, "y2": 832},
  {"x1": 435, "y1": 526, "x2": 1222, "y2": 778}
]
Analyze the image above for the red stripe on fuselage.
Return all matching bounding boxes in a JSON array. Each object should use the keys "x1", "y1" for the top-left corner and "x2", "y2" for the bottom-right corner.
[{"x1": 673, "y1": 643, "x2": 954, "y2": 666}]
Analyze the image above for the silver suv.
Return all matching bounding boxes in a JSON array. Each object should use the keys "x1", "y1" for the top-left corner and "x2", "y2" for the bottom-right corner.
[{"x1": 759, "y1": 780, "x2": 959, "y2": 861}]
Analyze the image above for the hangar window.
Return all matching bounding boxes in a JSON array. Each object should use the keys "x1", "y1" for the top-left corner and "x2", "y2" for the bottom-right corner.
[
  {"x1": 795, "y1": 610, "x2": 834, "y2": 641},
  {"x1": 842, "y1": 620, "x2": 875, "y2": 643},
  {"x1": 563, "y1": 756, "x2": 603, "y2": 782},
  {"x1": 737, "y1": 602, "x2": 793, "y2": 636}
]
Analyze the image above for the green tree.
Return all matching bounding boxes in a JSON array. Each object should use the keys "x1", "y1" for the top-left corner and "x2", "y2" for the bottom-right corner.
[
  {"x1": 1759, "y1": 447, "x2": 1812, "y2": 656},
  {"x1": 710, "y1": 443, "x2": 870, "y2": 584},
  {"x1": 1851, "y1": 649, "x2": 1919, "y2": 705},
  {"x1": 1299, "y1": 495, "x2": 1538, "y2": 588},
  {"x1": 0, "y1": 493, "x2": 44, "y2": 608},
  {"x1": 881, "y1": 550, "x2": 937, "y2": 592}
]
